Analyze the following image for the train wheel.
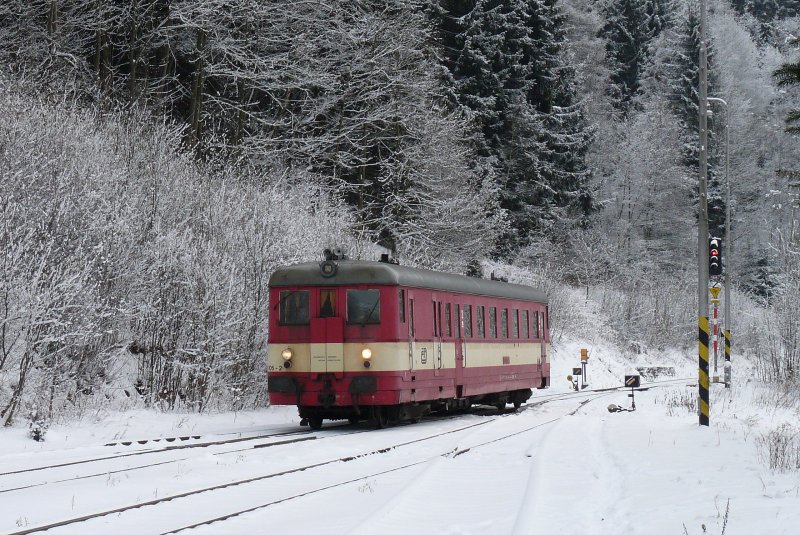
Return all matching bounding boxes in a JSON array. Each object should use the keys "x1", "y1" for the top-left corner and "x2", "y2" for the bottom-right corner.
[
  {"x1": 371, "y1": 407, "x2": 388, "y2": 429},
  {"x1": 308, "y1": 417, "x2": 323, "y2": 430},
  {"x1": 513, "y1": 401, "x2": 522, "y2": 410},
  {"x1": 348, "y1": 416, "x2": 360, "y2": 425},
  {"x1": 495, "y1": 402, "x2": 505, "y2": 412}
]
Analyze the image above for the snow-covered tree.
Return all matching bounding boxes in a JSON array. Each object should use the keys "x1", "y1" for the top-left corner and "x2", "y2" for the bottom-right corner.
[{"x1": 434, "y1": 0, "x2": 594, "y2": 254}]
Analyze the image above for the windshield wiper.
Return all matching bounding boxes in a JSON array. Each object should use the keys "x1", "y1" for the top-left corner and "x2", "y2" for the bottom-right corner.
[
  {"x1": 361, "y1": 297, "x2": 380, "y2": 327},
  {"x1": 275, "y1": 290, "x2": 298, "y2": 311}
]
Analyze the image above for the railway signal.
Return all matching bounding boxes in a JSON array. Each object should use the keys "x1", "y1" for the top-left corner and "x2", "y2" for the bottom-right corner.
[
  {"x1": 608, "y1": 375, "x2": 641, "y2": 413},
  {"x1": 709, "y1": 237, "x2": 722, "y2": 276},
  {"x1": 580, "y1": 348, "x2": 589, "y2": 388}
]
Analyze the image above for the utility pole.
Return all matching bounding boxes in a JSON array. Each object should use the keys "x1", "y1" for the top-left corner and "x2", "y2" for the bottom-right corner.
[
  {"x1": 698, "y1": 0, "x2": 711, "y2": 426},
  {"x1": 724, "y1": 108, "x2": 732, "y2": 391}
]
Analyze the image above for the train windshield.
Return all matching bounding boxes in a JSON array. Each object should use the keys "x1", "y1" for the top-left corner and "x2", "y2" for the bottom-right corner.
[
  {"x1": 279, "y1": 290, "x2": 310, "y2": 325},
  {"x1": 347, "y1": 289, "x2": 381, "y2": 325}
]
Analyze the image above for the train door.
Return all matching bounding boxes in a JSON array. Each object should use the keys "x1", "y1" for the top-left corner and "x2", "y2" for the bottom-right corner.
[
  {"x1": 541, "y1": 305, "x2": 549, "y2": 364},
  {"x1": 407, "y1": 293, "x2": 415, "y2": 370},
  {"x1": 432, "y1": 297, "x2": 443, "y2": 377},
  {"x1": 310, "y1": 289, "x2": 344, "y2": 373},
  {"x1": 455, "y1": 305, "x2": 465, "y2": 396}
]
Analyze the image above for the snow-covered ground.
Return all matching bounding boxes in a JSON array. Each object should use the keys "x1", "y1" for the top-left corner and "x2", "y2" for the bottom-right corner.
[
  {"x1": 2, "y1": 359, "x2": 798, "y2": 534},
  {"x1": 2, "y1": 292, "x2": 799, "y2": 534}
]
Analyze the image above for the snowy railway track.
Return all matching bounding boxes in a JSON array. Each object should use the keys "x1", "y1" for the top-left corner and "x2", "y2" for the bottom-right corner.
[
  {"x1": 3, "y1": 376, "x2": 687, "y2": 481},
  {"x1": 0, "y1": 421, "x2": 392, "y2": 500},
  {"x1": 0, "y1": 410, "x2": 509, "y2": 498},
  {"x1": 161, "y1": 380, "x2": 693, "y2": 534},
  {"x1": 163, "y1": 392, "x2": 623, "y2": 534},
  {"x1": 0, "y1": 435, "x2": 320, "y2": 496},
  {"x1": 4, "y1": 418, "x2": 497, "y2": 535},
  {"x1": 0, "y1": 427, "x2": 314, "y2": 479},
  {"x1": 3, "y1": 379, "x2": 690, "y2": 534},
  {"x1": 5, "y1": 391, "x2": 621, "y2": 535}
]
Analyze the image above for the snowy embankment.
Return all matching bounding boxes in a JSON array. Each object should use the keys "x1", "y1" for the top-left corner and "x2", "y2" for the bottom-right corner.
[{"x1": 1, "y1": 290, "x2": 799, "y2": 535}]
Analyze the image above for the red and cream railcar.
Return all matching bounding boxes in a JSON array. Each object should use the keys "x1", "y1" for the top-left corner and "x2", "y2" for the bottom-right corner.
[{"x1": 266, "y1": 257, "x2": 550, "y2": 429}]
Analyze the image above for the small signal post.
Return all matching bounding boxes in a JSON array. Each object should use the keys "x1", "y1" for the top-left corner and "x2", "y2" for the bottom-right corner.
[{"x1": 580, "y1": 348, "x2": 588, "y2": 388}]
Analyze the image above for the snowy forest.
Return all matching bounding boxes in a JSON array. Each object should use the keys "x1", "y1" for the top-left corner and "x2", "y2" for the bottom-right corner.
[{"x1": 1, "y1": 0, "x2": 800, "y2": 427}]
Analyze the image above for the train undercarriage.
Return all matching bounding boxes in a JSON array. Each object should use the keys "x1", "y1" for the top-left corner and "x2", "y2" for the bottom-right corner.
[{"x1": 297, "y1": 388, "x2": 533, "y2": 430}]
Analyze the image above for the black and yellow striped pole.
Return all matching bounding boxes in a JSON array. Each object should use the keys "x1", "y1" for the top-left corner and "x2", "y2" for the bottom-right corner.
[{"x1": 699, "y1": 315, "x2": 710, "y2": 426}]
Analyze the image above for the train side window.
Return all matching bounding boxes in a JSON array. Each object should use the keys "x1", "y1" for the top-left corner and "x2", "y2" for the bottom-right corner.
[
  {"x1": 347, "y1": 289, "x2": 381, "y2": 324},
  {"x1": 445, "y1": 303, "x2": 452, "y2": 337},
  {"x1": 279, "y1": 290, "x2": 310, "y2": 325},
  {"x1": 512, "y1": 310, "x2": 519, "y2": 338},
  {"x1": 320, "y1": 289, "x2": 336, "y2": 318},
  {"x1": 464, "y1": 305, "x2": 472, "y2": 338},
  {"x1": 489, "y1": 307, "x2": 497, "y2": 338},
  {"x1": 476, "y1": 306, "x2": 484, "y2": 338},
  {"x1": 522, "y1": 310, "x2": 529, "y2": 338},
  {"x1": 533, "y1": 311, "x2": 540, "y2": 338},
  {"x1": 399, "y1": 289, "x2": 405, "y2": 323},
  {"x1": 432, "y1": 302, "x2": 438, "y2": 337},
  {"x1": 501, "y1": 308, "x2": 508, "y2": 339},
  {"x1": 455, "y1": 305, "x2": 461, "y2": 338}
]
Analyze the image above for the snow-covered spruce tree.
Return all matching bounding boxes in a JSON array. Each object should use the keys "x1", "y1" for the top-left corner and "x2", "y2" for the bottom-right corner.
[
  {"x1": 598, "y1": 0, "x2": 657, "y2": 111},
  {"x1": 775, "y1": 57, "x2": 800, "y2": 132},
  {"x1": 434, "y1": 0, "x2": 594, "y2": 255}
]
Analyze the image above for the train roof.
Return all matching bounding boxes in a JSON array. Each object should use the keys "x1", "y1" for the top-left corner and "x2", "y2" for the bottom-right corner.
[{"x1": 269, "y1": 261, "x2": 548, "y2": 303}]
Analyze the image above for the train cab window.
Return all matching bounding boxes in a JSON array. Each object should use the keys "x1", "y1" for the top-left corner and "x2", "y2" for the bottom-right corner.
[
  {"x1": 522, "y1": 310, "x2": 529, "y2": 338},
  {"x1": 501, "y1": 308, "x2": 508, "y2": 339},
  {"x1": 399, "y1": 289, "x2": 406, "y2": 323},
  {"x1": 432, "y1": 303, "x2": 439, "y2": 336},
  {"x1": 347, "y1": 289, "x2": 381, "y2": 324},
  {"x1": 279, "y1": 290, "x2": 310, "y2": 325},
  {"x1": 445, "y1": 303, "x2": 452, "y2": 337},
  {"x1": 489, "y1": 307, "x2": 497, "y2": 338},
  {"x1": 463, "y1": 305, "x2": 472, "y2": 338},
  {"x1": 533, "y1": 311, "x2": 540, "y2": 338},
  {"x1": 320, "y1": 290, "x2": 336, "y2": 318},
  {"x1": 512, "y1": 310, "x2": 519, "y2": 338},
  {"x1": 410, "y1": 299, "x2": 415, "y2": 336},
  {"x1": 476, "y1": 306, "x2": 485, "y2": 338}
]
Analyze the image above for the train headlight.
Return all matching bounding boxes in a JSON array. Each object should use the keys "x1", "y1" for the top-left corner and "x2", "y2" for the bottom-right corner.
[
  {"x1": 281, "y1": 348, "x2": 294, "y2": 361},
  {"x1": 361, "y1": 348, "x2": 372, "y2": 360}
]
